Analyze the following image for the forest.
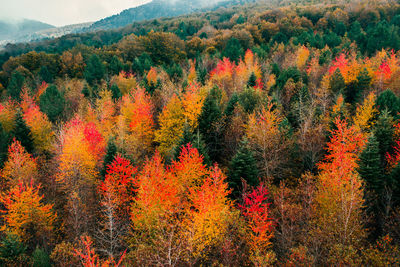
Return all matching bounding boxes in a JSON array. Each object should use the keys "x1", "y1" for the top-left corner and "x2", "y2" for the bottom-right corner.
[{"x1": 0, "y1": 0, "x2": 400, "y2": 265}]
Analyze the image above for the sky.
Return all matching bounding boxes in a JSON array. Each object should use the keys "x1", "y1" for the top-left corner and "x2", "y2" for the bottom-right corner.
[{"x1": 0, "y1": 0, "x2": 152, "y2": 27}]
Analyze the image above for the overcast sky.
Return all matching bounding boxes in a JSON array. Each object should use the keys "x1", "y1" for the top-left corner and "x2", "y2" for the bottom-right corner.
[{"x1": 0, "y1": 0, "x2": 152, "y2": 27}]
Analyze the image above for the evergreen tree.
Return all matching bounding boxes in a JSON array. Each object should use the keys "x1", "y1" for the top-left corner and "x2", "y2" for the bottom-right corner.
[
  {"x1": 0, "y1": 233, "x2": 26, "y2": 266},
  {"x1": 84, "y1": 54, "x2": 105, "y2": 85},
  {"x1": 39, "y1": 84, "x2": 65, "y2": 123},
  {"x1": 38, "y1": 66, "x2": 53, "y2": 83},
  {"x1": 82, "y1": 84, "x2": 91, "y2": 98},
  {"x1": 32, "y1": 247, "x2": 51, "y2": 267},
  {"x1": 238, "y1": 86, "x2": 260, "y2": 114},
  {"x1": 247, "y1": 72, "x2": 257, "y2": 87},
  {"x1": 0, "y1": 124, "x2": 11, "y2": 168},
  {"x1": 7, "y1": 70, "x2": 25, "y2": 101},
  {"x1": 13, "y1": 111, "x2": 34, "y2": 153},
  {"x1": 110, "y1": 84, "x2": 122, "y2": 100},
  {"x1": 174, "y1": 125, "x2": 211, "y2": 166},
  {"x1": 376, "y1": 89, "x2": 400, "y2": 117},
  {"x1": 329, "y1": 69, "x2": 346, "y2": 94},
  {"x1": 228, "y1": 139, "x2": 259, "y2": 197},
  {"x1": 108, "y1": 55, "x2": 123, "y2": 76},
  {"x1": 374, "y1": 111, "x2": 395, "y2": 166},
  {"x1": 223, "y1": 37, "x2": 244, "y2": 62},
  {"x1": 224, "y1": 93, "x2": 239, "y2": 117},
  {"x1": 101, "y1": 137, "x2": 118, "y2": 178},
  {"x1": 358, "y1": 135, "x2": 384, "y2": 193},
  {"x1": 198, "y1": 86, "x2": 223, "y2": 162}
]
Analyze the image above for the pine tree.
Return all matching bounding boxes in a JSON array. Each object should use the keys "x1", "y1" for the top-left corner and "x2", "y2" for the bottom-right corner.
[
  {"x1": 39, "y1": 84, "x2": 65, "y2": 123},
  {"x1": 358, "y1": 135, "x2": 384, "y2": 193},
  {"x1": 247, "y1": 72, "x2": 257, "y2": 87},
  {"x1": 13, "y1": 112, "x2": 34, "y2": 153},
  {"x1": 198, "y1": 86, "x2": 222, "y2": 162},
  {"x1": 376, "y1": 89, "x2": 400, "y2": 117},
  {"x1": 228, "y1": 139, "x2": 259, "y2": 197},
  {"x1": 174, "y1": 125, "x2": 210, "y2": 166},
  {"x1": 7, "y1": 70, "x2": 25, "y2": 101},
  {"x1": 101, "y1": 137, "x2": 118, "y2": 177},
  {"x1": 84, "y1": 54, "x2": 105, "y2": 85},
  {"x1": 110, "y1": 84, "x2": 122, "y2": 100},
  {"x1": 0, "y1": 124, "x2": 11, "y2": 168},
  {"x1": 374, "y1": 111, "x2": 395, "y2": 164},
  {"x1": 109, "y1": 55, "x2": 123, "y2": 76},
  {"x1": 38, "y1": 66, "x2": 53, "y2": 83},
  {"x1": 329, "y1": 69, "x2": 346, "y2": 95},
  {"x1": 0, "y1": 233, "x2": 26, "y2": 266},
  {"x1": 224, "y1": 93, "x2": 239, "y2": 117}
]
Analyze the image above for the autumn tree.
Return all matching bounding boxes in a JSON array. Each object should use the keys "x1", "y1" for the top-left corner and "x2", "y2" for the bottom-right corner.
[
  {"x1": 1, "y1": 139, "x2": 38, "y2": 188},
  {"x1": 311, "y1": 119, "x2": 366, "y2": 264},
  {"x1": 39, "y1": 84, "x2": 65, "y2": 123},
  {"x1": 0, "y1": 182, "x2": 56, "y2": 249}
]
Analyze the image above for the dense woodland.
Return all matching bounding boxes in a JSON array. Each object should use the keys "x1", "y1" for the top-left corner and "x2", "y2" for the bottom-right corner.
[{"x1": 1, "y1": 0, "x2": 400, "y2": 266}]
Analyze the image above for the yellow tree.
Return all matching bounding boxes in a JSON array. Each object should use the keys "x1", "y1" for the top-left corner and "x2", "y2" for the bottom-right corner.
[
  {"x1": 181, "y1": 82, "x2": 205, "y2": 130},
  {"x1": 154, "y1": 95, "x2": 185, "y2": 158},
  {"x1": 246, "y1": 103, "x2": 289, "y2": 180},
  {"x1": 353, "y1": 92, "x2": 378, "y2": 136}
]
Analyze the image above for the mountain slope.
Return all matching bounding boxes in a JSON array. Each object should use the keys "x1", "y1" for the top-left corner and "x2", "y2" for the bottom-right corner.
[
  {"x1": 89, "y1": 0, "x2": 255, "y2": 31},
  {"x1": 0, "y1": 19, "x2": 55, "y2": 41}
]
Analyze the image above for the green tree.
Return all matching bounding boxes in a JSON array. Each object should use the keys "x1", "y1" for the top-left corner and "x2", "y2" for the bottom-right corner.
[
  {"x1": 0, "y1": 233, "x2": 27, "y2": 266},
  {"x1": 39, "y1": 84, "x2": 65, "y2": 123},
  {"x1": 13, "y1": 112, "x2": 34, "y2": 153},
  {"x1": 198, "y1": 86, "x2": 223, "y2": 162},
  {"x1": 38, "y1": 66, "x2": 53, "y2": 83},
  {"x1": 228, "y1": 139, "x2": 259, "y2": 197},
  {"x1": 108, "y1": 55, "x2": 123, "y2": 76},
  {"x1": 374, "y1": 111, "x2": 395, "y2": 166},
  {"x1": 0, "y1": 124, "x2": 11, "y2": 168},
  {"x1": 329, "y1": 69, "x2": 346, "y2": 95},
  {"x1": 223, "y1": 37, "x2": 244, "y2": 62},
  {"x1": 247, "y1": 72, "x2": 257, "y2": 87},
  {"x1": 358, "y1": 135, "x2": 384, "y2": 193},
  {"x1": 376, "y1": 89, "x2": 400, "y2": 117},
  {"x1": 84, "y1": 54, "x2": 105, "y2": 85},
  {"x1": 7, "y1": 70, "x2": 25, "y2": 101},
  {"x1": 101, "y1": 137, "x2": 118, "y2": 177},
  {"x1": 110, "y1": 84, "x2": 122, "y2": 100},
  {"x1": 32, "y1": 247, "x2": 51, "y2": 267}
]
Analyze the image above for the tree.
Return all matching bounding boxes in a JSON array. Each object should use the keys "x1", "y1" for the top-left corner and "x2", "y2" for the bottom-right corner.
[
  {"x1": 110, "y1": 84, "x2": 122, "y2": 100},
  {"x1": 84, "y1": 54, "x2": 105, "y2": 85},
  {"x1": 1, "y1": 139, "x2": 38, "y2": 188},
  {"x1": 329, "y1": 69, "x2": 346, "y2": 95},
  {"x1": 13, "y1": 111, "x2": 34, "y2": 153},
  {"x1": 239, "y1": 184, "x2": 275, "y2": 265},
  {"x1": 38, "y1": 66, "x2": 53, "y2": 83},
  {"x1": 154, "y1": 95, "x2": 185, "y2": 158},
  {"x1": 0, "y1": 182, "x2": 56, "y2": 249},
  {"x1": 376, "y1": 89, "x2": 400, "y2": 117},
  {"x1": 198, "y1": 87, "x2": 223, "y2": 162},
  {"x1": 0, "y1": 233, "x2": 27, "y2": 266},
  {"x1": 223, "y1": 38, "x2": 244, "y2": 62},
  {"x1": 108, "y1": 56, "x2": 123, "y2": 76},
  {"x1": 101, "y1": 137, "x2": 118, "y2": 177},
  {"x1": 312, "y1": 119, "x2": 366, "y2": 264},
  {"x1": 39, "y1": 84, "x2": 65, "y2": 122},
  {"x1": 98, "y1": 156, "x2": 136, "y2": 259},
  {"x1": 7, "y1": 70, "x2": 25, "y2": 101},
  {"x1": 228, "y1": 139, "x2": 259, "y2": 196},
  {"x1": 32, "y1": 247, "x2": 51, "y2": 267}
]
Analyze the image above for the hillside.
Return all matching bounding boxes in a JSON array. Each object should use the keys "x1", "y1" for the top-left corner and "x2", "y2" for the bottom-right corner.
[
  {"x1": 1, "y1": 0, "x2": 400, "y2": 265},
  {"x1": 89, "y1": 0, "x2": 256, "y2": 31},
  {"x1": 0, "y1": 18, "x2": 54, "y2": 41}
]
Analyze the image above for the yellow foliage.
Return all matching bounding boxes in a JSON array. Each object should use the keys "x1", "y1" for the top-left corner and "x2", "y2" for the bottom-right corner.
[
  {"x1": 353, "y1": 92, "x2": 378, "y2": 134},
  {"x1": 181, "y1": 82, "x2": 205, "y2": 130},
  {"x1": 111, "y1": 72, "x2": 137, "y2": 95},
  {"x1": 296, "y1": 45, "x2": 310, "y2": 70},
  {"x1": 154, "y1": 95, "x2": 185, "y2": 158}
]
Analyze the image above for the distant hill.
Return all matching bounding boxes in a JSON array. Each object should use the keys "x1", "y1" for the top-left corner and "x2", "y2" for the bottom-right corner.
[
  {"x1": 89, "y1": 0, "x2": 255, "y2": 31},
  {"x1": 0, "y1": 18, "x2": 55, "y2": 41}
]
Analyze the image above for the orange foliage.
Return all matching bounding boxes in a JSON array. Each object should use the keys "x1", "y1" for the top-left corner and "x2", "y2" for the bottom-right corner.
[
  {"x1": 181, "y1": 82, "x2": 205, "y2": 129},
  {"x1": 0, "y1": 181, "x2": 56, "y2": 243}
]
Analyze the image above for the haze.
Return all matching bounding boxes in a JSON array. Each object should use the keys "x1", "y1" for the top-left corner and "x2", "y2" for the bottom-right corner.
[{"x1": 0, "y1": 0, "x2": 152, "y2": 27}]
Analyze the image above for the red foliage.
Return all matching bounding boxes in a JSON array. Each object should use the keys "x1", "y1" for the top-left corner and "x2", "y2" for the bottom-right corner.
[
  {"x1": 329, "y1": 53, "x2": 349, "y2": 75},
  {"x1": 84, "y1": 122, "x2": 106, "y2": 162}
]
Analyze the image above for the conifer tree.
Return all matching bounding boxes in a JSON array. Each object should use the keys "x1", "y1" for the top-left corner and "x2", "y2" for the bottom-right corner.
[
  {"x1": 228, "y1": 139, "x2": 259, "y2": 196},
  {"x1": 329, "y1": 69, "x2": 346, "y2": 95},
  {"x1": 110, "y1": 84, "x2": 122, "y2": 100},
  {"x1": 101, "y1": 137, "x2": 118, "y2": 177},
  {"x1": 358, "y1": 135, "x2": 384, "y2": 193},
  {"x1": 7, "y1": 71, "x2": 25, "y2": 101},
  {"x1": 376, "y1": 90, "x2": 400, "y2": 117},
  {"x1": 84, "y1": 54, "x2": 105, "y2": 85},
  {"x1": 13, "y1": 112, "x2": 34, "y2": 154},
  {"x1": 39, "y1": 84, "x2": 65, "y2": 123}
]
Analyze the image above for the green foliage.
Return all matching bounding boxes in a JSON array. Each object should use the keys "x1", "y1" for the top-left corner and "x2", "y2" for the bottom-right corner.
[
  {"x1": 223, "y1": 38, "x2": 244, "y2": 63},
  {"x1": 329, "y1": 69, "x2": 346, "y2": 95},
  {"x1": 101, "y1": 137, "x2": 118, "y2": 177},
  {"x1": 39, "y1": 84, "x2": 65, "y2": 122},
  {"x1": 374, "y1": 111, "x2": 395, "y2": 165},
  {"x1": 164, "y1": 63, "x2": 183, "y2": 83},
  {"x1": 228, "y1": 139, "x2": 259, "y2": 196},
  {"x1": 110, "y1": 84, "x2": 122, "y2": 100},
  {"x1": 238, "y1": 86, "x2": 260, "y2": 114},
  {"x1": 13, "y1": 111, "x2": 34, "y2": 153},
  {"x1": 38, "y1": 66, "x2": 53, "y2": 83},
  {"x1": 84, "y1": 54, "x2": 105, "y2": 85},
  {"x1": 358, "y1": 135, "x2": 384, "y2": 193},
  {"x1": 32, "y1": 247, "x2": 51, "y2": 267},
  {"x1": 0, "y1": 124, "x2": 11, "y2": 168},
  {"x1": 7, "y1": 70, "x2": 25, "y2": 101},
  {"x1": 376, "y1": 89, "x2": 400, "y2": 117},
  {"x1": 108, "y1": 55, "x2": 123, "y2": 76},
  {"x1": 0, "y1": 233, "x2": 27, "y2": 266}
]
